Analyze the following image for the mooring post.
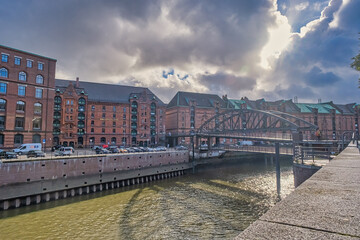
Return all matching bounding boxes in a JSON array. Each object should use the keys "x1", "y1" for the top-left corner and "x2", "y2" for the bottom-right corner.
[{"x1": 275, "y1": 142, "x2": 281, "y2": 197}]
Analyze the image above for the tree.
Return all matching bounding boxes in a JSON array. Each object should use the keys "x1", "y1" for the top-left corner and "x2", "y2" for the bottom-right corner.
[{"x1": 351, "y1": 34, "x2": 360, "y2": 87}]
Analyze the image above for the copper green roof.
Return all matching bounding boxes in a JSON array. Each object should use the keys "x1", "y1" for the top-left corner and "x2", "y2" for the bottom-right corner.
[
  {"x1": 0, "y1": 44, "x2": 57, "y2": 61},
  {"x1": 228, "y1": 99, "x2": 252, "y2": 109},
  {"x1": 295, "y1": 103, "x2": 340, "y2": 114}
]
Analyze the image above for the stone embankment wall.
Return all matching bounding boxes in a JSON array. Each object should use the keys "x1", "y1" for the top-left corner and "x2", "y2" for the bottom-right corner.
[
  {"x1": 0, "y1": 151, "x2": 191, "y2": 210},
  {"x1": 293, "y1": 163, "x2": 321, "y2": 187}
]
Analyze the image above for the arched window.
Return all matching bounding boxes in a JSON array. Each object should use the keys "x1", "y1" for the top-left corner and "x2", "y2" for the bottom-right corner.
[
  {"x1": 54, "y1": 111, "x2": 61, "y2": 119},
  {"x1": 36, "y1": 75, "x2": 43, "y2": 84},
  {"x1": 53, "y1": 119, "x2": 60, "y2": 127},
  {"x1": 131, "y1": 129, "x2": 137, "y2": 136},
  {"x1": 77, "y1": 121, "x2": 85, "y2": 128},
  {"x1": 111, "y1": 137, "x2": 116, "y2": 145},
  {"x1": 0, "y1": 68, "x2": 8, "y2": 78},
  {"x1": 151, "y1": 102, "x2": 156, "y2": 114},
  {"x1": 19, "y1": 71, "x2": 27, "y2": 81},
  {"x1": 34, "y1": 103, "x2": 42, "y2": 114},
  {"x1": 78, "y1": 112, "x2": 85, "y2": 120},
  {"x1": 100, "y1": 137, "x2": 106, "y2": 144},
  {"x1": 14, "y1": 134, "x2": 24, "y2": 144},
  {"x1": 54, "y1": 96, "x2": 62, "y2": 104},
  {"x1": 78, "y1": 97, "x2": 86, "y2": 105},
  {"x1": 32, "y1": 134, "x2": 41, "y2": 143},
  {"x1": 0, "y1": 99, "x2": 6, "y2": 111},
  {"x1": 16, "y1": 101, "x2": 25, "y2": 112}
]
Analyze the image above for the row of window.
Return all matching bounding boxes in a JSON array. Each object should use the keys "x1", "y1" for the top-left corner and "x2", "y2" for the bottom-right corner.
[
  {"x1": 0, "y1": 82, "x2": 43, "y2": 98},
  {"x1": 0, "y1": 115, "x2": 42, "y2": 130},
  {"x1": 1, "y1": 53, "x2": 44, "y2": 70},
  {"x1": 0, "y1": 99, "x2": 42, "y2": 114},
  {"x1": 91, "y1": 105, "x2": 126, "y2": 112},
  {"x1": 0, "y1": 68, "x2": 44, "y2": 84},
  {"x1": 0, "y1": 134, "x2": 42, "y2": 145},
  {"x1": 89, "y1": 137, "x2": 127, "y2": 145}
]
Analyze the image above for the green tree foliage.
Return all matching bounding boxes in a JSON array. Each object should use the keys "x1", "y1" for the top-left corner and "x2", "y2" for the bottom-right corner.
[{"x1": 350, "y1": 34, "x2": 360, "y2": 87}]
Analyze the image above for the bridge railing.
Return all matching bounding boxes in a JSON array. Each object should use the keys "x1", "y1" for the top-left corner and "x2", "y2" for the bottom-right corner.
[
  {"x1": 225, "y1": 145, "x2": 294, "y2": 155},
  {"x1": 293, "y1": 145, "x2": 339, "y2": 165}
]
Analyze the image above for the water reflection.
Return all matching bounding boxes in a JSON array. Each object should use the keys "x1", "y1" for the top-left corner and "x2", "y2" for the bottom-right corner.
[{"x1": 0, "y1": 155, "x2": 294, "y2": 239}]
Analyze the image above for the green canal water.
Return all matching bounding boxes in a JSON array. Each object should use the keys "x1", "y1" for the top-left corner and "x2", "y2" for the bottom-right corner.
[{"x1": 0, "y1": 155, "x2": 294, "y2": 239}]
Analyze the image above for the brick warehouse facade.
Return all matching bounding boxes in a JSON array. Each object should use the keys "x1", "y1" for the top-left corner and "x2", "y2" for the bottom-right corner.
[
  {"x1": 0, "y1": 45, "x2": 56, "y2": 150},
  {"x1": 54, "y1": 79, "x2": 166, "y2": 148}
]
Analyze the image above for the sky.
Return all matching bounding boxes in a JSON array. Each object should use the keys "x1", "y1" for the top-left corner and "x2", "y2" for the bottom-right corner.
[{"x1": 1, "y1": 0, "x2": 359, "y2": 104}]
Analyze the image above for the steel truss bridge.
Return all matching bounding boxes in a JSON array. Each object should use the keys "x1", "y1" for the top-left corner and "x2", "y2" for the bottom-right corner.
[{"x1": 195, "y1": 108, "x2": 318, "y2": 146}]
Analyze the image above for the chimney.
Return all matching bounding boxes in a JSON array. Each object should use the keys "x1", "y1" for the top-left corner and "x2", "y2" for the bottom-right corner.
[{"x1": 76, "y1": 77, "x2": 79, "y2": 88}]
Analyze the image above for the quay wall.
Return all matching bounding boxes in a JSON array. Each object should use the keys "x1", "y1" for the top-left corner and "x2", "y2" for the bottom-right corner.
[
  {"x1": 0, "y1": 151, "x2": 191, "y2": 210},
  {"x1": 293, "y1": 163, "x2": 321, "y2": 188}
]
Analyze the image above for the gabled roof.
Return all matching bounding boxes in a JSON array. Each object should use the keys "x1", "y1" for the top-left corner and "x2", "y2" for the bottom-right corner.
[
  {"x1": 334, "y1": 103, "x2": 356, "y2": 115},
  {"x1": 227, "y1": 99, "x2": 252, "y2": 109},
  {"x1": 295, "y1": 103, "x2": 341, "y2": 114},
  {"x1": 167, "y1": 91, "x2": 227, "y2": 108},
  {"x1": 55, "y1": 79, "x2": 166, "y2": 105}
]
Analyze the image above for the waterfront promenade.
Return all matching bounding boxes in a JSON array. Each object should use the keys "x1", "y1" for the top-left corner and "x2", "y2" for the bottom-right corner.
[{"x1": 237, "y1": 143, "x2": 360, "y2": 239}]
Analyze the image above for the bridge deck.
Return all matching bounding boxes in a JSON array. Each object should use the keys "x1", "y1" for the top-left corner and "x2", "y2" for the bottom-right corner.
[{"x1": 236, "y1": 143, "x2": 360, "y2": 239}]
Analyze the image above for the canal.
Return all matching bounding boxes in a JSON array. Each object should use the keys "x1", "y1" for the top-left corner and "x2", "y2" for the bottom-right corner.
[{"x1": 0, "y1": 154, "x2": 294, "y2": 239}]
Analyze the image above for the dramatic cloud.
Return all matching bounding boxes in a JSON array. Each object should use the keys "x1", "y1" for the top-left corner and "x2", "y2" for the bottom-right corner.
[{"x1": 0, "y1": 0, "x2": 359, "y2": 103}]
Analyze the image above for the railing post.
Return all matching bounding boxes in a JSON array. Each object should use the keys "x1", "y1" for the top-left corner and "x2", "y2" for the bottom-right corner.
[{"x1": 275, "y1": 142, "x2": 281, "y2": 197}]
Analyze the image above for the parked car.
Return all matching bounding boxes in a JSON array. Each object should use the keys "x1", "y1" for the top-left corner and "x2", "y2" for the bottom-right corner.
[
  {"x1": 55, "y1": 147, "x2": 74, "y2": 156},
  {"x1": 13, "y1": 143, "x2": 42, "y2": 155},
  {"x1": 27, "y1": 150, "x2": 46, "y2": 158},
  {"x1": 155, "y1": 146, "x2": 167, "y2": 151},
  {"x1": 95, "y1": 148, "x2": 110, "y2": 154},
  {"x1": 109, "y1": 148, "x2": 120, "y2": 153},
  {"x1": 119, "y1": 148, "x2": 128, "y2": 153},
  {"x1": 0, "y1": 150, "x2": 18, "y2": 159},
  {"x1": 126, "y1": 148, "x2": 135, "y2": 153},
  {"x1": 175, "y1": 145, "x2": 188, "y2": 150}
]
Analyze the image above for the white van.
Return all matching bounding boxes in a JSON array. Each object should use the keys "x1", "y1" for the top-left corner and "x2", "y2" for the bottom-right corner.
[{"x1": 13, "y1": 143, "x2": 42, "y2": 155}]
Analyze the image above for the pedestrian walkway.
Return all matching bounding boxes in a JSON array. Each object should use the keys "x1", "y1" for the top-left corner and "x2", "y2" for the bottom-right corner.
[{"x1": 236, "y1": 143, "x2": 360, "y2": 239}]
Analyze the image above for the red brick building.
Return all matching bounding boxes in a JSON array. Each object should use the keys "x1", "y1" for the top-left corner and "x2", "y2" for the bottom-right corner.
[
  {"x1": 54, "y1": 79, "x2": 166, "y2": 148},
  {"x1": 0, "y1": 45, "x2": 56, "y2": 150},
  {"x1": 166, "y1": 91, "x2": 229, "y2": 146}
]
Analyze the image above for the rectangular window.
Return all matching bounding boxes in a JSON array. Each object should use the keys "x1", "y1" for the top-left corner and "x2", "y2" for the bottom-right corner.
[
  {"x1": 102, "y1": 113, "x2": 106, "y2": 118},
  {"x1": 123, "y1": 114, "x2": 126, "y2": 120},
  {"x1": 91, "y1": 105, "x2": 95, "y2": 111},
  {"x1": 35, "y1": 88, "x2": 43, "y2": 98},
  {"x1": 15, "y1": 117, "x2": 25, "y2": 129},
  {"x1": 113, "y1": 121, "x2": 116, "y2": 127},
  {"x1": 1, "y1": 54, "x2": 8, "y2": 63},
  {"x1": 91, "y1": 120, "x2": 94, "y2": 126},
  {"x1": 0, "y1": 82, "x2": 7, "y2": 94},
  {"x1": 123, "y1": 107, "x2": 126, "y2": 113},
  {"x1": 102, "y1": 128, "x2": 105, "y2": 133},
  {"x1": 102, "y1": 121, "x2": 105, "y2": 127},
  {"x1": 113, "y1": 113, "x2": 116, "y2": 119},
  {"x1": 38, "y1": 62, "x2": 44, "y2": 70},
  {"x1": 0, "y1": 116, "x2": 5, "y2": 129},
  {"x1": 113, "y1": 106, "x2": 116, "y2": 112},
  {"x1": 14, "y1": 57, "x2": 21, "y2": 65},
  {"x1": 91, "y1": 128, "x2": 94, "y2": 133},
  {"x1": 27, "y1": 60, "x2": 33, "y2": 68},
  {"x1": 33, "y1": 118, "x2": 41, "y2": 130},
  {"x1": 102, "y1": 106, "x2": 106, "y2": 111},
  {"x1": 18, "y1": 85, "x2": 26, "y2": 96},
  {"x1": 112, "y1": 129, "x2": 116, "y2": 133}
]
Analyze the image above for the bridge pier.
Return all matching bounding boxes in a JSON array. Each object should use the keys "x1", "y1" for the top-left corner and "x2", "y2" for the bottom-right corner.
[{"x1": 275, "y1": 142, "x2": 281, "y2": 198}]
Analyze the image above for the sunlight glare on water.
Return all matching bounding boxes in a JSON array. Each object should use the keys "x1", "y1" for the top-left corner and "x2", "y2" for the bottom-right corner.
[{"x1": 0, "y1": 156, "x2": 294, "y2": 239}]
